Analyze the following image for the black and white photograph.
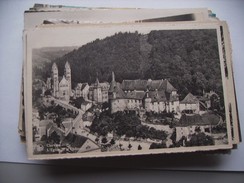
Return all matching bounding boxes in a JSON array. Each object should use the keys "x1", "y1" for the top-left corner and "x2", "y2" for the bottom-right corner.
[{"x1": 26, "y1": 23, "x2": 233, "y2": 159}]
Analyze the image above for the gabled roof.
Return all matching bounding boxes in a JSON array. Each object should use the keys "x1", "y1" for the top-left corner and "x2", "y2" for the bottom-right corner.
[
  {"x1": 63, "y1": 133, "x2": 87, "y2": 148},
  {"x1": 176, "y1": 113, "x2": 220, "y2": 127},
  {"x1": 62, "y1": 121, "x2": 72, "y2": 129},
  {"x1": 121, "y1": 79, "x2": 177, "y2": 93},
  {"x1": 115, "y1": 83, "x2": 126, "y2": 99},
  {"x1": 177, "y1": 114, "x2": 204, "y2": 127},
  {"x1": 180, "y1": 93, "x2": 199, "y2": 104},
  {"x1": 65, "y1": 61, "x2": 70, "y2": 69},
  {"x1": 73, "y1": 97, "x2": 91, "y2": 107},
  {"x1": 76, "y1": 83, "x2": 89, "y2": 91},
  {"x1": 77, "y1": 139, "x2": 99, "y2": 153},
  {"x1": 90, "y1": 80, "x2": 109, "y2": 89},
  {"x1": 109, "y1": 82, "x2": 126, "y2": 99},
  {"x1": 121, "y1": 80, "x2": 148, "y2": 91},
  {"x1": 148, "y1": 80, "x2": 163, "y2": 90},
  {"x1": 39, "y1": 120, "x2": 52, "y2": 127},
  {"x1": 197, "y1": 96, "x2": 210, "y2": 102},
  {"x1": 159, "y1": 79, "x2": 177, "y2": 93},
  {"x1": 59, "y1": 76, "x2": 69, "y2": 86},
  {"x1": 52, "y1": 62, "x2": 58, "y2": 71}
]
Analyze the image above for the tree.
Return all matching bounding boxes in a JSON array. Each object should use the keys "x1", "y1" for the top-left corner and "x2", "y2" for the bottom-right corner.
[
  {"x1": 95, "y1": 137, "x2": 99, "y2": 144},
  {"x1": 170, "y1": 128, "x2": 176, "y2": 145},
  {"x1": 195, "y1": 126, "x2": 201, "y2": 133},
  {"x1": 101, "y1": 137, "x2": 108, "y2": 144},
  {"x1": 119, "y1": 143, "x2": 123, "y2": 150},
  {"x1": 110, "y1": 138, "x2": 115, "y2": 145},
  {"x1": 149, "y1": 142, "x2": 166, "y2": 149},
  {"x1": 48, "y1": 131, "x2": 61, "y2": 144},
  {"x1": 128, "y1": 143, "x2": 132, "y2": 150},
  {"x1": 186, "y1": 132, "x2": 214, "y2": 147},
  {"x1": 138, "y1": 145, "x2": 142, "y2": 150}
]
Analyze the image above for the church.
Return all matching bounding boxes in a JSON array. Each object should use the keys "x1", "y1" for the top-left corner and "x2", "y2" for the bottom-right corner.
[{"x1": 50, "y1": 61, "x2": 72, "y2": 102}]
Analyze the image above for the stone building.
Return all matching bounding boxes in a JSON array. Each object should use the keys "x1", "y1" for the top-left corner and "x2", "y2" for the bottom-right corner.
[
  {"x1": 50, "y1": 61, "x2": 72, "y2": 102},
  {"x1": 88, "y1": 78, "x2": 110, "y2": 103},
  {"x1": 108, "y1": 72, "x2": 180, "y2": 114}
]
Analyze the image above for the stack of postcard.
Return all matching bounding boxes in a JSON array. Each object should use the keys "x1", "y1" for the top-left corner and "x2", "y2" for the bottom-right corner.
[{"x1": 20, "y1": 4, "x2": 241, "y2": 160}]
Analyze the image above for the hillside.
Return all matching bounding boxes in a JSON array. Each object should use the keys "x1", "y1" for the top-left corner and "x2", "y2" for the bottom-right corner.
[{"x1": 35, "y1": 29, "x2": 223, "y2": 100}]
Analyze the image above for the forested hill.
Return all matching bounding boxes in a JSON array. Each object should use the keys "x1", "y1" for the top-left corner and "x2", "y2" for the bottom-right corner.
[{"x1": 44, "y1": 29, "x2": 222, "y2": 98}]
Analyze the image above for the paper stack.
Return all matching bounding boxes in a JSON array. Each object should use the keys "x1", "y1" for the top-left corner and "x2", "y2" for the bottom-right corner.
[{"x1": 20, "y1": 4, "x2": 241, "y2": 160}]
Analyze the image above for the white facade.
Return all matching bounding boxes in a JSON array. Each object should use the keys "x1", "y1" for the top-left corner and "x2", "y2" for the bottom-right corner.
[
  {"x1": 59, "y1": 76, "x2": 70, "y2": 102},
  {"x1": 179, "y1": 103, "x2": 200, "y2": 113}
]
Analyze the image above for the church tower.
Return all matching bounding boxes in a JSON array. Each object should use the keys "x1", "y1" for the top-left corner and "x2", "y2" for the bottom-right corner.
[
  {"x1": 51, "y1": 63, "x2": 59, "y2": 97},
  {"x1": 109, "y1": 71, "x2": 117, "y2": 99},
  {"x1": 144, "y1": 89, "x2": 152, "y2": 112},
  {"x1": 64, "y1": 61, "x2": 72, "y2": 96}
]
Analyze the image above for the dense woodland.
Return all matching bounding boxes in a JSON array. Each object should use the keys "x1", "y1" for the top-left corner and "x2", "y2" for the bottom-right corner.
[{"x1": 34, "y1": 29, "x2": 223, "y2": 101}]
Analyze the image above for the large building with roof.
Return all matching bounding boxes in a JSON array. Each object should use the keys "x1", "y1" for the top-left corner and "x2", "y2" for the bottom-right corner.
[
  {"x1": 108, "y1": 72, "x2": 180, "y2": 114},
  {"x1": 88, "y1": 78, "x2": 110, "y2": 103},
  {"x1": 175, "y1": 113, "x2": 222, "y2": 142},
  {"x1": 50, "y1": 61, "x2": 72, "y2": 102}
]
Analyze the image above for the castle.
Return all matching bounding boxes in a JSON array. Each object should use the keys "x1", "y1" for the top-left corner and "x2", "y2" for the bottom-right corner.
[{"x1": 108, "y1": 72, "x2": 180, "y2": 114}]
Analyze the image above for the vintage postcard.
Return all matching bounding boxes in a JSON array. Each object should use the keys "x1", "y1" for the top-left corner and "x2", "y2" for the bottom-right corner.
[
  {"x1": 24, "y1": 7, "x2": 209, "y2": 29},
  {"x1": 24, "y1": 22, "x2": 234, "y2": 159},
  {"x1": 19, "y1": 7, "x2": 211, "y2": 138}
]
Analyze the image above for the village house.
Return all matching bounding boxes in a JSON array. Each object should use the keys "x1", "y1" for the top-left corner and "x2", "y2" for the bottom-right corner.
[
  {"x1": 179, "y1": 92, "x2": 213, "y2": 115},
  {"x1": 74, "y1": 83, "x2": 89, "y2": 100},
  {"x1": 88, "y1": 78, "x2": 110, "y2": 104},
  {"x1": 180, "y1": 93, "x2": 200, "y2": 114},
  {"x1": 175, "y1": 113, "x2": 221, "y2": 142}
]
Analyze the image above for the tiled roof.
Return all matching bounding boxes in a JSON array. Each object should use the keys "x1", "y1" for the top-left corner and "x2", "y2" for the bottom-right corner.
[
  {"x1": 197, "y1": 96, "x2": 210, "y2": 102},
  {"x1": 121, "y1": 80, "x2": 148, "y2": 91},
  {"x1": 121, "y1": 79, "x2": 177, "y2": 93},
  {"x1": 109, "y1": 82, "x2": 126, "y2": 99},
  {"x1": 176, "y1": 113, "x2": 220, "y2": 127},
  {"x1": 76, "y1": 83, "x2": 88, "y2": 91},
  {"x1": 159, "y1": 79, "x2": 177, "y2": 93},
  {"x1": 59, "y1": 76, "x2": 68, "y2": 85},
  {"x1": 180, "y1": 93, "x2": 199, "y2": 104},
  {"x1": 125, "y1": 91, "x2": 146, "y2": 100},
  {"x1": 39, "y1": 120, "x2": 52, "y2": 127}
]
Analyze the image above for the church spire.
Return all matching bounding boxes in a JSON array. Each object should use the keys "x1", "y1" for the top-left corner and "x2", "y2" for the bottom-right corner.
[
  {"x1": 64, "y1": 61, "x2": 71, "y2": 96},
  {"x1": 51, "y1": 62, "x2": 59, "y2": 97},
  {"x1": 95, "y1": 77, "x2": 99, "y2": 84},
  {"x1": 112, "y1": 71, "x2": 115, "y2": 82}
]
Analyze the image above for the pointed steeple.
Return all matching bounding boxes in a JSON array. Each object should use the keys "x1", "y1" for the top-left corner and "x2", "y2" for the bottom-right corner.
[
  {"x1": 65, "y1": 61, "x2": 70, "y2": 69},
  {"x1": 112, "y1": 71, "x2": 115, "y2": 82},
  {"x1": 109, "y1": 71, "x2": 117, "y2": 93},
  {"x1": 51, "y1": 62, "x2": 59, "y2": 97},
  {"x1": 146, "y1": 88, "x2": 149, "y2": 98},
  {"x1": 64, "y1": 61, "x2": 71, "y2": 96},
  {"x1": 95, "y1": 77, "x2": 99, "y2": 84},
  {"x1": 52, "y1": 62, "x2": 58, "y2": 71}
]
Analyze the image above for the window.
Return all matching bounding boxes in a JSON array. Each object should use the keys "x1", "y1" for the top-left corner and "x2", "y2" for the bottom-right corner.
[{"x1": 205, "y1": 128, "x2": 210, "y2": 133}]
